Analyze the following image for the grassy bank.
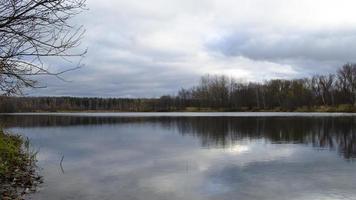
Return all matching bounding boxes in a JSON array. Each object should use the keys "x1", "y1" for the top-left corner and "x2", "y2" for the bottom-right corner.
[
  {"x1": 0, "y1": 129, "x2": 41, "y2": 199},
  {"x1": 2, "y1": 103, "x2": 356, "y2": 113},
  {"x1": 181, "y1": 104, "x2": 356, "y2": 112},
  {"x1": 19, "y1": 104, "x2": 356, "y2": 113}
]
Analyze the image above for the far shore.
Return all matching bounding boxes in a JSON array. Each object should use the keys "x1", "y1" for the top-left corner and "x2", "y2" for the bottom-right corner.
[{"x1": 2, "y1": 105, "x2": 356, "y2": 114}]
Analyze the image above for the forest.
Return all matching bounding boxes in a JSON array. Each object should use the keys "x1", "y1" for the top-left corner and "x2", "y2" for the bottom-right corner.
[{"x1": 2, "y1": 63, "x2": 356, "y2": 113}]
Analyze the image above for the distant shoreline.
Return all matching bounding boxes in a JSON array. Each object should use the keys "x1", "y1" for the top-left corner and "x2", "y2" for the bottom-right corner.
[
  {"x1": 3, "y1": 111, "x2": 356, "y2": 117},
  {"x1": 2, "y1": 105, "x2": 356, "y2": 113},
  {"x1": 2, "y1": 96, "x2": 356, "y2": 114}
]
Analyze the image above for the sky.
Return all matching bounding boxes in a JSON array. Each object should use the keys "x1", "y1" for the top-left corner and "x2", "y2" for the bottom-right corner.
[{"x1": 28, "y1": 0, "x2": 356, "y2": 97}]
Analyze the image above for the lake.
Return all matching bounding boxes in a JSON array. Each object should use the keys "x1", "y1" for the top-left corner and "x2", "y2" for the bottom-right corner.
[{"x1": 1, "y1": 113, "x2": 356, "y2": 200}]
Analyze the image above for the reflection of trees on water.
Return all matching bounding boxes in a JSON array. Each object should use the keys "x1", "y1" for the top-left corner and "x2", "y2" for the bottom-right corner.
[
  {"x1": 0, "y1": 115, "x2": 148, "y2": 127},
  {"x1": 1, "y1": 115, "x2": 356, "y2": 159},
  {"x1": 173, "y1": 117, "x2": 356, "y2": 159}
]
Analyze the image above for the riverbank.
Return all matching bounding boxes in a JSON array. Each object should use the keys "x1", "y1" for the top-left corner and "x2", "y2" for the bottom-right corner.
[
  {"x1": 3, "y1": 95, "x2": 356, "y2": 114},
  {"x1": 0, "y1": 129, "x2": 42, "y2": 199},
  {"x1": 4, "y1": 104, "x2": 356, "y2": 113},
  {"x1": 179, "y1": 104, "x2": 356, "y2": 113}
]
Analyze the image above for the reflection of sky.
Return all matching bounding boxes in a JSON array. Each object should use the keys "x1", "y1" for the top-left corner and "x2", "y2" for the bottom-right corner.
[{"x1": 9, "y1": 122, "x2": 356, "y2": 200}]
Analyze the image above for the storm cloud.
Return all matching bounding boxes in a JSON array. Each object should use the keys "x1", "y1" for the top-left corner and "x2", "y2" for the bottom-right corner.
[{"x1": 27, "y1": 0, "x2": 356, "y2": 97}]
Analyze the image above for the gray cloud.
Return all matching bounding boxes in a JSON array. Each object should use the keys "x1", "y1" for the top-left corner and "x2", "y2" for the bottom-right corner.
[
  {"x1": 26, "y1": 0, "x2": 356, "y2": 97},
  {"x1": 207, "y1": 29, "x2": 356, "y2": 64}
]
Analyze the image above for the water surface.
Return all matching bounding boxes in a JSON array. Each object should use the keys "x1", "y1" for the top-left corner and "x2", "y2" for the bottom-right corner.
[{"x1": 1, "y1": 113, "x2": 356, "y2": 200}]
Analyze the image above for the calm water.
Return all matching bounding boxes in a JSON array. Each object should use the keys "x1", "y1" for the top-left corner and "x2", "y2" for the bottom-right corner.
[{"x1": 1, "y1": 113, "x2": 356, "y2": 200}]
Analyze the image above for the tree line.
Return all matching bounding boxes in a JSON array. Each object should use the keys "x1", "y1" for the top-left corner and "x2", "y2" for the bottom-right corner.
[
  {"x1": 2, "y1": 63, "x2": 356, "y2": 112},
  {"x1": 176, "y1": 63, "x2": 356, "y2": 111}
]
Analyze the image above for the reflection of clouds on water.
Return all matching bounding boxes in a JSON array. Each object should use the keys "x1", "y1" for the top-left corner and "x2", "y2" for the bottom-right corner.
[
  {"x1": 17, "y1": 125, "x2": 306, "y2": 200},
  {"x1": 224, "y1": 144, "x2": 249, "y2": 154},
  {"x1": 3, "y1": 116, "x2": 356, "y2": 200},
  {"x1": 5, "y1": 115, "x2": 356, "y2": 159}
]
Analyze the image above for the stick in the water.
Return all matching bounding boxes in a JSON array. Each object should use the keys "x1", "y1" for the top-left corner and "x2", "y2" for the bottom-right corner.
[{"x1": 60, "y1": 155, "x2": 65, "y2": 174}]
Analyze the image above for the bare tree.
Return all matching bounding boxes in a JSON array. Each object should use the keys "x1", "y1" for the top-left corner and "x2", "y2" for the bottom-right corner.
[
  {"x1": 311, "y1": 75, "x2": 335, "y2": 105},
  {"x1": 0, "y1": 0, "x2": 86, "y2": 95},
  {"x1": 318, "y1": 74, "x2": 335, "y2": 105},
  {"x1": 337, "y1": 63, "x2": 356, "y2": 105}
]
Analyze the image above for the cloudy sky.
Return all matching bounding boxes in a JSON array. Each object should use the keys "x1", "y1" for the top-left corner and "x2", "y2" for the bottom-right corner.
[{"x1": 29, "y1": 0, "x2": 356, "y2": 97}]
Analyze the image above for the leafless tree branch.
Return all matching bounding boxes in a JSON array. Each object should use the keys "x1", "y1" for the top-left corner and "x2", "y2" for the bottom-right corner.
[{"x1": 0, "y1": 0, "x2": 86, "y2": 95}]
